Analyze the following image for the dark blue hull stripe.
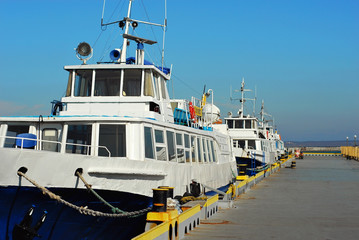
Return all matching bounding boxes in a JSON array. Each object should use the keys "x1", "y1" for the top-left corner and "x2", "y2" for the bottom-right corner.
[{"x1": 0, "y1": 186, "x2": 151, "y2": 240}]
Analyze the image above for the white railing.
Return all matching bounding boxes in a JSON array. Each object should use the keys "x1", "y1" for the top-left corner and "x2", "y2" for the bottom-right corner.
[
  {"x1": 65, "y1": 142, "x2": 111, "y2": 157},
  {"x1": 0, "y1": 136, "x2": 111, "y2": 157}
]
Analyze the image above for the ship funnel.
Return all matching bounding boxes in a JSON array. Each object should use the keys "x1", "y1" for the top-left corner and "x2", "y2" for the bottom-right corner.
[{"x1": 110, "y1": 49, "x2": 121, "y2": 61}]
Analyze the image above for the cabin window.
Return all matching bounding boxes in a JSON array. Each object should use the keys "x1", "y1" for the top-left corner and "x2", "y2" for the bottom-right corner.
[
  {"x1": 74, "y1": 70, "x2": 92, "y2": 97},
  {"x1": 155, "y1": 129, "x2": 164, "y2": 143},
  {"x1": 191, "y1": 136, "x2": 197, "y2": 163},
  {"x1": 176, "y1": 133, "x2": 185, "y2": 163},
  {"x1": 210, "y1": 141, "x2": 217, "y2": 162},
  {"x1": 227, "y1": 120, "x2": 233, "y2": 129},
  {"x1": 123, "y1": 69, "x2": 142, "y2": 96},
  {"x1": 166, "y1": 131, "x2": 176, "y2": 162},
  {"x1": 66, "y1": 125, "x2": 92, "y2": 155},
  {"x1": 5, "y1": 125, "x2": 29, "y2": 148},
  {"x1": 238, "y1": 140, "x2": 245, "y2": 149},
  {"x1": 155, "y1": 129, "x2": 166, "y2": 161},
  {"x1": 144, "y1": 70, "x2": 154, "y2": 97},
  {"x1": 235, "y1": 120, "x2": 243, "y2": 129},
  {"x1": 245, "y1": 120, "x2": 252, "y2": 129},
  {"x1": 248, "y1": 140, "x2": 256, "y2": 150},
  {"x1": 197, "y1": 137, "x2": 202, "y2": 163},
  {"x1": 160, "y1": 77, "x2": 167, "y2": 99},
  {"x1": 42, "y1": 129, "x2": 59, "y2": 152},
  {"x1": 66, "y1": 71, "x2": 73, "y2": 97},
  {"x1": 153, "y1": 74, "x2": 160, "y2": 100},
  {"x1": 202, "y1": 138, "x2": 208, "y2": 163},
  {"x1": 95, "y1": 70, "x2": 122, "y2": 96},
  {"x1": 98, "y1": 125, "x2": 126, "y2": 157},
  {"x1": 207, "y1": 139, "x2": 213, "y2": 162},
  {"x1": 144, "y1": 127, "x2": 154, "y2": 159},
  {"x1": 184, "y1": 134, "x2": 190, "y2": 163}
]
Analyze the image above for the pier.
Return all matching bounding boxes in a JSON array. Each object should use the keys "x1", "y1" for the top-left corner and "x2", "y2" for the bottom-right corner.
[{"x1": 183, "y1": 155, "x2": 359, "y2": 240}]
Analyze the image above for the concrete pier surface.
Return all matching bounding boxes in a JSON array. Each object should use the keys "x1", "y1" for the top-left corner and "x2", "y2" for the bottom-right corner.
[{"x1": 184, "y1": 156, "x2": 359, "y2": 240}]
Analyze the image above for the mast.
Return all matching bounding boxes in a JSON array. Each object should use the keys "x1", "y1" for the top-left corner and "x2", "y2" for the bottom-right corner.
[
  {"x1": 239, "y1": 78, "x2": 255, "y2": 117},
  {"x1": 240, "y1": 78, "x2": 245, "y2": 118},
  {"x1": 120, "y1": 0, "x2": 133, "y2": 64},
  {"x1": 260, "y1": 100, "x2": 273, "y2": 127},
  {"x1": 260, "y1": 100, "x2": 265, "y2": 123},
  {"x1": 161, "y1": 0, "x2": 167, "y2": 69},
  {"x1": 101, "y1": 0, "x2": 167, "y2": 65}
]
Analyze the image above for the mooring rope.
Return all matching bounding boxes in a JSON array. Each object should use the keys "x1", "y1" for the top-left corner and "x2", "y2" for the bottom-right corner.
[
  {"x1": 75, "y1": 171, "x2": 125, "y2": 214},
  {"x1": 17, "y1": 171, "x2": 152, "y2": 218}
]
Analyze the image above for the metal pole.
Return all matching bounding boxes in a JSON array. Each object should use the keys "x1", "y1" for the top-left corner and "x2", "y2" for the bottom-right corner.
[
  {"x1": 346, "y1": 137, "x2": 349, "y2": 146},
  {"x1": 354, "y1": 135, "x2": 357, "y2": 146},
  {"x1": 207, "y1": 89, "x2": 213, "y2": 128},
  {"x1": 120, "y1": 0, "x2": 133, "y2": 64}
]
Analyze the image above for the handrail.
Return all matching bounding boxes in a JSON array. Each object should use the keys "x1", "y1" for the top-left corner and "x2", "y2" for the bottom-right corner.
[
  {"x1": 0, "y1": 136, "x2": 111, "y2": 157},
  {"x1": 0, "y1": 136, "x2": 59, "y2": 150},
  {"x1": 65, "y1": 142, "x2": 111, "y2": 157}
]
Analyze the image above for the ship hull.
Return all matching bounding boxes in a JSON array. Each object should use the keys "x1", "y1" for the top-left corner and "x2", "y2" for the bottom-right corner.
[
  {"x1": 1, "y1": 186, "x2": 151, "y2": 240},
  {"x1": 0, "y1": 145, "x2": 236, "y2": 239}
]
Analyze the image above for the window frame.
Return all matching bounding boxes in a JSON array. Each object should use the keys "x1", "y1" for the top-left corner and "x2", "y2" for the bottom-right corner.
[
  {"x1": 191, "y1": 135, "x2": 197, "y2": 163},
  {"x1": 65, "y1": 124, "x2": 93, "y2": 155},
  {"x1": 93, "y1": 69, "x2": 123, "y2": 97},
  {"x1": 122, "y1": 69, "x2": 143, "y2": 97},
  {"x1": 166, "y1": 130, "x2": 177, "y2": 163},
  {"x1": 97, "y1": 124, "x2": 126, "y2": 157},
  {"x1": 154, "y1": 128, "x2": 167, "y2": 161},
  {"x1": 197, "y1": 136, "x2": 203, "y2": 163},
  {"x1": 184, "y1": 133, "x2": 191, "y2": 163},
  {"x1": 144, "y1": 125, "x2": 155, "y2": 160},
  {"x1": 73, "y1": 69, "x2": 93, "y2": 97},
  {"x1": 176, "y1": 132, "x2": 185, "y2": 163}
]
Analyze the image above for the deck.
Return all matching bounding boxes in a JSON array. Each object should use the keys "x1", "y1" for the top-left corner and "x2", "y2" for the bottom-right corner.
[{"x1": 183, "y1": 156, "x2": 359, "y2": 240}]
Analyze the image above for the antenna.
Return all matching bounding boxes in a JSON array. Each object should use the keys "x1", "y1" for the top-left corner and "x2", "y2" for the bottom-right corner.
[
  {"x1": 101, "y1": 0, "x2": 166, "y2": 64},
  {"x1": 230, "y1": 77, "x2": 256, "y2": 117},
  {"x1": 162, "y1": 0, "x2": 167, "y2": 69},
  {"x1": 253, "y1": 85, "x2": 257, "y2": 117}
]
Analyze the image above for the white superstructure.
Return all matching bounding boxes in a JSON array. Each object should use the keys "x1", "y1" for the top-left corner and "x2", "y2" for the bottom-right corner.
[{"x1": 0, "y1": 0, "x2": 236, "y2": 199}]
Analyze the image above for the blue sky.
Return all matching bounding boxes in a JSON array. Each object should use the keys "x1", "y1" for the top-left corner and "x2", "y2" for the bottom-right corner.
[{"x1": 0, "y1": 0, "x2": 358, "y2": 141}]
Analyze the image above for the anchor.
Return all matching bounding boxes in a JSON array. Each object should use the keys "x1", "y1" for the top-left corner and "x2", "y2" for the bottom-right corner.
[{"x1": 12, "y1": 205, "x2": 47, "y2": 240}]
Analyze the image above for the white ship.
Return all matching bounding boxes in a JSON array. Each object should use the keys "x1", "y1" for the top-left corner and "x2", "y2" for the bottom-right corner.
[
  {"x1": 0, "y1": 1, "x2": 236, "y2": 239},
  {"x1": 224, "y1": 78, "x2": 285, "y2": 175}
]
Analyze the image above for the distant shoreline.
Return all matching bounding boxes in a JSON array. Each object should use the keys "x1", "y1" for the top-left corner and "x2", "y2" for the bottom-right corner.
[{"x1": 284, "y1": 140, "x2": 356, "y2": 148}]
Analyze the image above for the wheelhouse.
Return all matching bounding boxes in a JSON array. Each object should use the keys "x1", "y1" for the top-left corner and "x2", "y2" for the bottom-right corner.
[{"x1": 59, "y1": 64, "x2": 174, "y2": 123}]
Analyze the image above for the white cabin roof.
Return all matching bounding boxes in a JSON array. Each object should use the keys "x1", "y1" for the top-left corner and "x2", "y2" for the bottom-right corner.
[{"x1": 64, "y1": 64, "x2": 170, "y2": 80}]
